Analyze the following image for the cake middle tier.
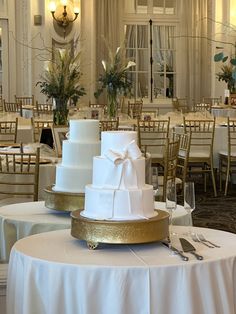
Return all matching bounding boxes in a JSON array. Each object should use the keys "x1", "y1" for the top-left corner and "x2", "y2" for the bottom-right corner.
[
  {"x1": 61, "y1": 140, "x2": 100, "y2": 167},
  {"x1": 92, "y1": 156, "x2": 146, "y2": 188},
  {"x1": 53, "y1": 165, "x2": 92, "y2": 193}
]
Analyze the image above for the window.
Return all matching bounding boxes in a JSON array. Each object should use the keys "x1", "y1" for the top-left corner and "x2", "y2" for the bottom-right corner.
[
  {"x1": 124, "y1": 23, "x2": 176, "y2": 100},
  {"x1": 124, "y1": 0, "x2": 177, "y2": 100},
  {"x1": 125, "y1": 0, "x2": 176, "y2": 15}
]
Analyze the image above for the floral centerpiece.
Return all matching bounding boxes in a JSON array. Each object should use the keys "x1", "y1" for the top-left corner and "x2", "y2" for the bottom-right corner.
[
  {"x1": 216, "y1": 64, "x2": 236, "y2": 93},
  {"x1": 94, "y1": 45, "x2": 135, "y2": 118},
  {"x1": 37, "y1": 48, "x2": 86, "y2": 125},
  {"x1": 214, "y1": 51, "x2": 236, "y2": 93}
]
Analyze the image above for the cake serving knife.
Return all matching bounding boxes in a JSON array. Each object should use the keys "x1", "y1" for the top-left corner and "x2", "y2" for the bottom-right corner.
[
  {"x1": 179, "y1": 238, "x2": 204, "y2": 260},
  {"x1": 161, "y1": 241, "x2": 189, "y2": 261}
]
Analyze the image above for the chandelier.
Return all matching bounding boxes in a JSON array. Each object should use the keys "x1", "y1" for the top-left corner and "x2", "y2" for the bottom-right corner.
[{"x1": 49, "y1": 0, "x2": 79, "y2": 37}]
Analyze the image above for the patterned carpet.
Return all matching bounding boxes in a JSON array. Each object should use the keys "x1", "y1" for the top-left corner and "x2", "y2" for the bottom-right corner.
[{"x1": 178, "y1": 182, "x2": 236, "y2": 234}]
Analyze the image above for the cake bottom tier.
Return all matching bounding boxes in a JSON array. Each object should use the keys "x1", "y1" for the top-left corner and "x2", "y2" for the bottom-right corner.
[
  {"x1": 82, "y1": 184, "x2": 156, "y2": 220},
  {"x1": 53, "y1": 165, "x2": 92, "y2": 193}
]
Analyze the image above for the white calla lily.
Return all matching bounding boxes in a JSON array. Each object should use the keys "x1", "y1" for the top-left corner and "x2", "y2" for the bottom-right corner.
[
  {"x1": 102, "y1": 60, "x2": 106, "y2": 71},
  {"x1": 125, "y1": 61, "x2": 136, "y2": 69},
  {"x1": 116, "y1": 47, "x2": 121, "y2": 54}
]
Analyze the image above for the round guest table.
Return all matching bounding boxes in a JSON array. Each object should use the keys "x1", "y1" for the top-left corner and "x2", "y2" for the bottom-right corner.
[
  {"x1": 7, "y1": 227, "x2": 236, "y2": 314},
  {"x1": 0, "y1": 201, "x2": 189, "y2": 263}
]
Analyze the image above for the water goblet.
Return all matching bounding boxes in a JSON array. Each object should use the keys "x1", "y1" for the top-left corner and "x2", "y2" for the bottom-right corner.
[
  {"x1": 166, "y1": 180, "x2": 177, "y2": 239},
  {"x1": 152, "y1": 166, "x2": 159, "y2": 199},
  {"x1": 184, "y1": 181, "x2": 195, "y2": 235}
]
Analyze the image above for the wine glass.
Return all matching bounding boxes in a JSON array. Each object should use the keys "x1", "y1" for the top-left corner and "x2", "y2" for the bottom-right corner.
[
  {"x1": 184, "y1": 181, "x2": 195, "y2": 235},
  {"x1": 166, "y1": 180, "x2": 177, "y2": 239},
  {"x1": 152, "y1": 166, "x2": 159, "y2": 199}
]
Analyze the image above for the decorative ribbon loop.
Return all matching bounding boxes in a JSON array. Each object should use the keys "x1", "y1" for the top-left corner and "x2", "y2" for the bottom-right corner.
[{"x1": 104, "y1": 140, "x2": 142, "y2": 189}]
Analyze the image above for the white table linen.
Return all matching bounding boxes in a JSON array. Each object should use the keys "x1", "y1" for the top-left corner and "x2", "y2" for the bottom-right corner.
[
  {"x1": 7, "y1": 227, "x2": 236, "y2": 314},
  {"x1": 0, "y1": 201, "x2": 189, "y2": 263}
]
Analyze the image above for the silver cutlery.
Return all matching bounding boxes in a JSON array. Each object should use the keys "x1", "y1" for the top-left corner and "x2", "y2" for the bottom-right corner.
[
  {"x1": 179, "y1": 238, "x2": 204, "y2": 260},
  {"x1": 162, "y1": 241, "x2": 189, "y2": 261},
  {"x1": 197, "y1": 234, "x2": 221, "y2": 248},
  {"x1": 191, "y1": 233, "x2": 214, "y2": 248}
]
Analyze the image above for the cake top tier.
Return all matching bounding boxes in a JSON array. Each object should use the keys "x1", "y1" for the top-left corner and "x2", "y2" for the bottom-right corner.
[
  {"x1": 101, "y1": 131, "x2": 138, "y2": 156},
  {"x1": 69, "y1": 119, "x2": 99, "y2": 142}
]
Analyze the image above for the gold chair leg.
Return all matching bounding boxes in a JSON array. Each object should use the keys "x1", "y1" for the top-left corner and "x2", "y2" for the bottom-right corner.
[
  {"x1": 210, "y1": 162, "x2": 217, "y2": 197},
  {"x1": 224, "y1": 161, "x2": 230, "y2": 196}
]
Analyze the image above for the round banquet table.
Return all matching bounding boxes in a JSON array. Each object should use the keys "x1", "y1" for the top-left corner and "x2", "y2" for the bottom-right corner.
[
  {"x1": 0, "y1": 201, "x2": 189, "y2": 263},
  {"x1": 7, "y1": 227, "x2": 236, "y2": 314}
]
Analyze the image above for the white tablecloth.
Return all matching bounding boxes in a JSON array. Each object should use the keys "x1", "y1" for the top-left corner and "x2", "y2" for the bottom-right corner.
[
  {"x1": 0, "y1": 201, "x2": 189, "y2": 262},
  {"x1": 7, "y1": 227, "x2": 236, "y2": 314},
  {"x1": 211, "y1": 107, "x2": 236, "y2": 118}
]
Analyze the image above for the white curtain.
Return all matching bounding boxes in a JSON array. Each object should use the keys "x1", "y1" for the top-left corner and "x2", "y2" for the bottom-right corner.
[
  {"x1": 95, "y1": 0, "x2": 124, "y2": 102},
  {"x1": 177, "y1": 0, "x2": 213, "y2": 103}
]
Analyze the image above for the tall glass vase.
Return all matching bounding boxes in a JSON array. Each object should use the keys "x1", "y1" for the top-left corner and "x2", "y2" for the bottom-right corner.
[
  {"x1": 107, "y1": 90, "x2": 118, "y2": 119},
  {"x1": 53, "y1": 99, "x2": 69, "y2": 126}
]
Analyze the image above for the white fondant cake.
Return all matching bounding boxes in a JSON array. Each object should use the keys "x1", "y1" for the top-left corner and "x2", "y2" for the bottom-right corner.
[
  {"x1": 81, "y1": 131, "x2": 156, "y2": 220},
  {"x1": 53, "y1": 120, "x2": 100, "y2": 193}
]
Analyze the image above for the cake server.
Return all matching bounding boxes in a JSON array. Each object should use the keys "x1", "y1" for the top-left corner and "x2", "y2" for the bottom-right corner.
[
  {"x1": 161, "y1": 241, "x2": 189, "y2": 261},
  {"x1": 179, "y1": 238, "x2": 203, "y2": 260}
]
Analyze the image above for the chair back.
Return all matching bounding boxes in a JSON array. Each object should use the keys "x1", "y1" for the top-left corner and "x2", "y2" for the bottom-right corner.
[
  {"x1": 15, "y1": 95, "x2": 34, "y2": 106},
  {"x1": 31, "y1": 118, "x2": 53, "y2": 142},
  {"x1": 193, "y1": 102, "x2": 211, "y2": 112},
  {"x1": 183, "y1": 117, "x2": 215, "y2": 159},
  {"x1": 162, "y1": 138, "x2": 180, "y2": 201},
  {"x1": 173, "y1": 132, "x2": 191, "y2": 191},
  {"x1": 99, "y1": 118, "x2": 119, "y2": 132},
  {"x1": 0, "y1": 119, "x2": 18, "y2": 143},
  {"x1": 3, "y1": 100, "x2": 22, "y2": 116},
  {"x1": 137, "y1": 118, "x2": 170, "y2": 165},
  {"x1": 128, "y1": 100, "x2": 143, "y2": 119},
  {"x1": 35, "y1": 101, "x2": 53, "y2": 117},
  {"x1": 172, "y1": 98, "x2": 189, "y2": 113},
  {"x1": 0, "y1": 147, "x2": 40, "y2": 201},
  {"x1": 202, "y1": 96, "x2": 222, "y2": 106}
]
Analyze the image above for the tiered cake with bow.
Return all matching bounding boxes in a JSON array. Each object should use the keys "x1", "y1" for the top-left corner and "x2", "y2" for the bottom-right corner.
[{"x1": 81, "y1": 131, "x2": 157, "y2": 220}]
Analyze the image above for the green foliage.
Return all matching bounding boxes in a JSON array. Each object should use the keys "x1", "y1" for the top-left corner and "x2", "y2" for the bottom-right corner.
[
  {"x1": 37, "y1": 48, "x2": 86, "y2": 104},
  {"x1": 94, "y1": 45, "x2": 136, "y2": 99},
  {"x1": 216, "y1": 64, "x2": 236, "y2": 92}
]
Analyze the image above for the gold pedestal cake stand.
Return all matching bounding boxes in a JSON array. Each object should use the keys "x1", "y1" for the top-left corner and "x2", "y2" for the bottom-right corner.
[
  {"x1": 44, "y1": 185, "x2": 85, "y2": 212},
  {"x1": 71, "y1": 209, "x2": 169, "y2": 249}
]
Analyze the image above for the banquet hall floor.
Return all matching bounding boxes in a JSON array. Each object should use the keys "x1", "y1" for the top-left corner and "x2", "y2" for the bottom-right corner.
[{"x1": 178, "y1": 181, "x2": 236, "y2": 234}]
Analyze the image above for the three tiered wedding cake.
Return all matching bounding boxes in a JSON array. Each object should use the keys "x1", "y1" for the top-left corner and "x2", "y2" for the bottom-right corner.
[
  {"x1": 53, "y1": 119, "x2": 100, "y2": 193},
  {"x1": 81, "y1": 131, "x2": 156, "y2": 220}
]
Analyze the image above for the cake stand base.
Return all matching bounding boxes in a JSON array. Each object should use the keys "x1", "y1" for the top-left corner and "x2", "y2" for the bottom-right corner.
[
  {"x1": 71, "y1": 209, "x2": 169, "y2": 249},
  {"x1": 44, "y1": 185, "x2": 85, "y2": 212}
]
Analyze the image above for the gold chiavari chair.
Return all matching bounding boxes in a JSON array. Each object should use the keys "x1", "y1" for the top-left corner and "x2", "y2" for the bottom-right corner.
[
  {"x1": 128, "y1": 100, "x2": 143, "y2": 119},
  {"x1": 193, "y1": 102, "x2": 211, "y2": 112},
  {"x1": 15, "y1": 95, "x2": 34, "y2": 107},
  {"x1": 202, "y1": 96, "x2": 222, "y2": 106},
  {"x1": 3, "y1": 100, "x2": 22, "y2": 116},
  {"x1": 0, "y1": 119, "x2": 18, "y2": 144},
  {"x1": 172, "y1": 98, "x2": 189, "y2": 113},
  {"x1": 0, "y1": 147, "x2": 40, "y2": 203},
  {"x1": 99, "y1": 118, "x2": 119, "y2": 132},
  {"x1": 31, "y1": 118, "x2": 53, "y2": 143},
  {"x1": 156, "y1": 138, "x2": 180, "y2": 201},
  {"x1": 219, "y1": 118, "x2": 236, "y2": 195},
  {"x1": 173, "y1": 132, "x2": 191, "y2": 193},
  {"x1": 183, "y1": 117, "x2": 217, "y2": 196},
  {"x1": 34, "y1": 101, "x2": 53, "y2": 117},
  {"x1": 137, "y1": 118, "x2": 170, "y2": 167}
]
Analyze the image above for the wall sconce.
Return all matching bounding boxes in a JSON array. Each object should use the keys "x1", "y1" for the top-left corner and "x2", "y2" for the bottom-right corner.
[{"x1": 49, "y1": 0, "x2": 80, "y2": 37}]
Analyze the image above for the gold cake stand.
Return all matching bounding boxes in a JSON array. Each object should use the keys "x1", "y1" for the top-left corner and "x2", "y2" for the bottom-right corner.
[
  {"x1": 44, "y1": 185, "x2": 85, "y2": 212},
  {"x1": 71, "y1": 209, "x2": 169, "y2": 249}
]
